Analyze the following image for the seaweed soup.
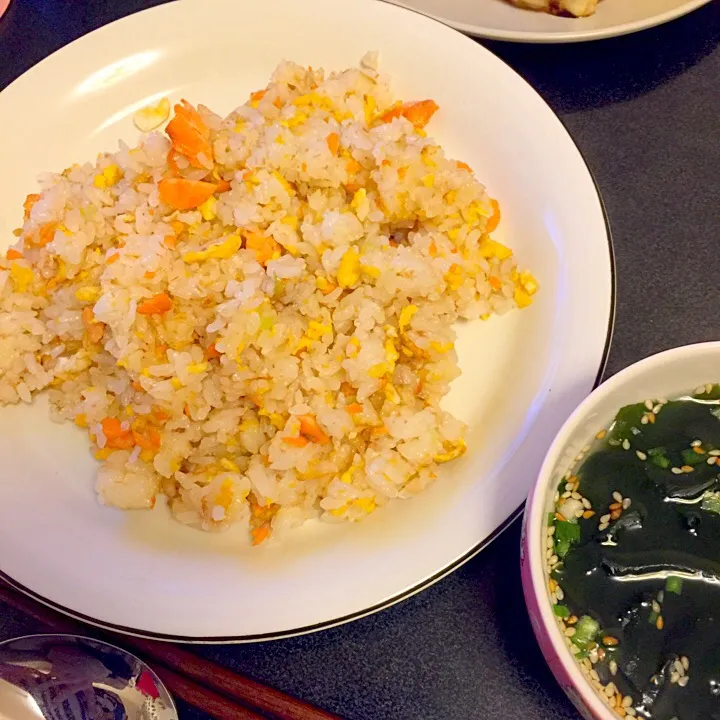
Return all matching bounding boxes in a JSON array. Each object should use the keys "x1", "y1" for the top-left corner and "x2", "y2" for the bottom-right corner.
[{"x1": 547, "y1": 386, "x2": 720, "y2": 720}]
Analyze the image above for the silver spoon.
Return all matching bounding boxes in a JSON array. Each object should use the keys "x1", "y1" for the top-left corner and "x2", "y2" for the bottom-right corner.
[{"x1": 0, "y1": 634, "x2": 178, "y2": 720}]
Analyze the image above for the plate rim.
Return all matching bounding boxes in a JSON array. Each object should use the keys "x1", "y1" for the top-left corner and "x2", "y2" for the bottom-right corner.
[
  {"x1": 383, "y1": 0, "x2": 713, "y2": 43},
  {"x1": 0, "y1": 0, "x2": 615, "y2": 643}
]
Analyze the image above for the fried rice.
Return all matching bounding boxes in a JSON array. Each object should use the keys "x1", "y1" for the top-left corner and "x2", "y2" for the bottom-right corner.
[{"x1": 0, "y1": 54, "x2": 538, "y2": 545}]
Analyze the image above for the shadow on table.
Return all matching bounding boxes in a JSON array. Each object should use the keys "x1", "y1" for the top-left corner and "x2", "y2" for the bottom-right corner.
[{"x1": 483, "y1": 0, "x2": 720, "y2": 113}]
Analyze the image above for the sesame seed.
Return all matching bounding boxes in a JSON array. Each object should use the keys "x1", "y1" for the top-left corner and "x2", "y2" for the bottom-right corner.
[
  {"x1": 570, "y1": 643, "x2": 580, "y2": 655},
  {"x1": 623, "y1": 498, "x2": 631, "y2": 509},
  {"x1": 549, "y1": 554, "x2": 558, "y2": 566},
  {"x1": 556, "y1": 586, "x2": 564, "y2": 601},
  {"x1": 582, "y1": 497, "x2": 592, "y2": 508},
  {"x1": 575, "y1": 509, "x2": 584, "y2": 519},
  {"x1": 692, "y1": 439, "x2": 702, "y2": 447},
  {"x1": 622, "y1": 696, "x2": 632, "y2": 708},
  {"x1": 656, "y1": 615, "x2": 664, "y2": 630},
  {"x1": 695, "y1": 385, "x2": 706, "y2": 395},
  {"x1": 599, "y1": 522, "x2": 609, "y2": 531},
  {"x1": 671, "y1": 467, "x2": 683, "y2": 475},
  {"x1": 636, "y1": 450, "x2": 647, "y2": 460},
  {"x1": 681, "y1": 656, "x2": 689, "y2": 670},
  {"x1": 678, "y1": 675, "x2": 689, "y2": 687},
  {"x1": 547, "y1": 537, "x2": 555, "y2": 549},
  {"x1": 567, "y1": 615, "x2": 578, "y2": 625},
  {"x1": 670, "y1": 672, "x2": 680, "y2": 685},
  {"x1": 640, "y1": 415, "x2": 649, "y2": 425},
  {"x1": 648, "y1": 413, "x2": 656, "y2": 424},
  {"x1": 681, "y1": 465, "x2": 694, "y2": 473},
  {"x1": 546, "y1": 548, "x2": 553, "y2": 559},
  {"x1": 590, "y1": 669, "x2": 600, "y2": 682},
  {"x1": 644, "y1": 399, "x2": 654, "y2": 410},
  {"x1": 613, "y1": 491, "x2": 623, "y2": 503},
  {"x1": 707, "y1": 384, "x2": 714, "y2": 394},
  {"x1": 710, "y1": 450, "x2": 720, "y2": 456},
  {"x1": 601, "y1": 514, "x2": 611, "y2": 524},
  {"x1": 652, "y1": 600, "x2": 661, "y2": 614},
  {"x1": 659, "y1": 398, "x2": 668, "y2": 404},
  {"x1": 602, "y1": 636, "x2": 619, "y2": 647},
  {"x1": 561, "y1": 491, "x2": 572, "y2": 498},
  {"x1": 657, "y1": 590, "x2": 664, "y2": 604},
  {"x1": 596, "y1": 430, "x2": 607, "y2": 439},
  {"x1": 609, "y1": 502, "x2": 622, "y2": 511},
  {"x1": 571, "y1": 491, "x2": 582, "y2": 500},
  {"x1": 653, "y1": 404, "x2": 662, "y2": 414},
  {"x1": 604, "y1": 682, "x2": 616, "y2": 697},
  {"x1": 547, "y1": 526, "x2": 556, "y2": 536},
  {"x1": 565, "y1": 482, "x2": 574, "y2": 491},
  {"x1": 626, "y1": 707, "x2": 636, "y2": 716},
  {"x1": 622, "y1": 439, "x2": 630, "y2": 450},
  {"x1": 609, "y1": 660, "x2": 618, "y2": 676},
  {"x1": 708, "y1": 456, "x2": 718, "y2": 465},
  {"x1": 583, "y1": 510, "x2": 595, "y2": 519},
  {"x1": 564, "y1": 627, "x2": 576, "y2": 637}
]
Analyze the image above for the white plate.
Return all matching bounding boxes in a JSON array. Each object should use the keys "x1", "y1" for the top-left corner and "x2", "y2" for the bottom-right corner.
[
  {"x1": 386, "y1": 0, "x2": 712, "y2": 42},
  {"x1": 0, "y1": 0, "x2": 613, "y2": 641}
]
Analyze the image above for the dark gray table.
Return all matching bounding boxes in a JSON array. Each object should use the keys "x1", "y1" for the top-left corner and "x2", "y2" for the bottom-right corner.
[{"x1": 1, "y1": 1, "x2": 719, "y2": 718}]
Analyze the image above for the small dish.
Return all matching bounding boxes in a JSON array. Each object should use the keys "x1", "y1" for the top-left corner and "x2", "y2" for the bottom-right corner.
[{"x1": 521, "y1": 342, "x2": 720, "y2": 719}]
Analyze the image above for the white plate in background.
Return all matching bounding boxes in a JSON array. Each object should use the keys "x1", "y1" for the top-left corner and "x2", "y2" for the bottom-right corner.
[
  {"x1": 0, "y1": 0, "x2": 613, "y2": 641},
  {"x1": 386, "y1": 0, "x2": 712, "y2": 42}
]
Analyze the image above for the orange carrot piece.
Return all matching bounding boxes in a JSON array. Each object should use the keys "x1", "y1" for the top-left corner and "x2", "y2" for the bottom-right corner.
[
  {"x1": 82, "y1": 307, "x2": 105, "y2": 344},
  {"x1": 170, "y1": 220, "x2": 186, "y2": 235},
  {"x1": 132, "y1": 428, "x2": 161, "y2": 451},
  {"x1": 245, "y1": 232, "x2": 281, "y2": 265},
  {"x1": 379, "y1": 100, "x2": 439, "y2": 130},
  {"x1": 166, "y1": 100, "x2": 213, "y2": 168},
  {"x1": 153, "y1": 408, "x2": 170, "y2": 422},
  {"x1": 167, "y1": 149, "x2": 181, "y2": 177},
  {"x1": 163, "y1": 234, "x2": 177, "y2": 249},
  {"x1": 250, "y1": 90, "x2": 267, "y2": 104},
  {"x1": 326, "y1": 132, "x2": 340, "y2": 156},
  {"x1": 456, "y1": 161, "x2": 472, "y2": 173},
  {"x1": 346, "y1": 403, "x2": 363, "y2": 415},
  {"x1": 485, "y1": 199, "x2": 501, "y2": 233},
  {"x1": 158, "y1": 178, "x2": 218, "y2": 210},
  {"x1": 489, "y1": 276, "x2": 502, "y2": 291},
  {"x1": 132, "y1": 380, "x2": 143, "y2": 391},
  {"x1": 106, "y1": 252, "x2": 120, "y2": 264},
  {"x1": 298, "y1": 414, "x2": 330, "y2": 445},
  {"x1": 137, "y1": 292, "x2": 173, "y2": 316},
  {"x1": 23, "y1": 193, "x2": 40, "y2": 220},
  {"x1": 144, "y1": 271, "x2": 156, "y2": 279},
  {"x1": 251, "y1": 526, "x2": 271, "y2": 546},
  {"x1": 206, "y1": 343, "x2": 221, "y2": 360},
  {"x1": 6, "y1": 249, "x2": 23, "y2": 260},
  {"x1": 282, "y1": 436, "x2": 309, "y2": 448},
  {"x1": 101, "y1": 417, "x2": 135, "y2": 450},
  {"x1": 371, "y1": 424, "x2": 389, "y2": 437},
  {"x1": 26, "y1": 222, "x2": 58, "y2": 248},
  {"x1": 346, "y1": 158, "x2": 362, "y2": 174},
  {"x1": 215, "y1": 178, "x2": 232, "y2": 193}
]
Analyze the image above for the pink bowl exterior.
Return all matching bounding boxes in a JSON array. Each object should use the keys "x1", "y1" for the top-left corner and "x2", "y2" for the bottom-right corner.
[
  {"x1": 520, "y1": 507, "x2": 600, "y2": 720},
  {"x1": 0, "y1": 0, "x2": 11, "y2": 19}
]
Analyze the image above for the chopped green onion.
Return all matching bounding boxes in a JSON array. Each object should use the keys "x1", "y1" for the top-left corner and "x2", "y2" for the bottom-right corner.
[
  {"x1": 554, "y1": 520, "x2": 581, "y2": 558},
  {"x1": 554, "y1": 604, "x2": 570, "y2": 618},
  {"x1": 681, "y1": 448, "x2": 705, "y2": 466},
  {"x1": 648, "y1": 611, "x2": 659, "y2": 625},
  {"x1": 548, "y1": 512, "x2": 555, "y2": 525},
  {"x1": 665, "y1": 576, "x2": 683, "y2": 595},
  {"x1": 648, "y1": 447, "x2": 671, "y2": 469},
  {"x1": 573, "y1": 615, "x2": 600, "y2": 648}
]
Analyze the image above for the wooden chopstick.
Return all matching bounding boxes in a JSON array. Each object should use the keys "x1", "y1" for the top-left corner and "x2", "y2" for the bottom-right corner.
[{"x1": 0, "y1": 582, "x2": 340, "y2": 720}]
